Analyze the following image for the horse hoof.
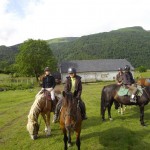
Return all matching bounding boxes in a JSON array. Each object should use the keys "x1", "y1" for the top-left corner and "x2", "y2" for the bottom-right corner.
[
  {"x1": 141, "y1": 124, "x2": 146, "y2": 127},
  {"x1": 102, "y1": 118, "x2": 105, "y2": 122},
  {"x1": 109, "y1": 118, "x2": 113, "y2": 121},
  {"x1": 68, "y1": 143, "x2": 72, "y2": 147},
  {"x1": 31, "y1": 135, "x2": 38, "y2": 140},
  {"x1": 46, "y1": 133, "x2": 51, "y2": 137}
]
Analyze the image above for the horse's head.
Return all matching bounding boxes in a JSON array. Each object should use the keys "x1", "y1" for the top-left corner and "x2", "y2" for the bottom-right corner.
[
  {"x1": 27, "y1": 117, "x2": 39, "y2": 140},
  {"x1": 62, "y1": 91, "x2": 77, "y2": 128},
  {"x1": 62, "y1": 91, "x2": 76, "y2": 107}
]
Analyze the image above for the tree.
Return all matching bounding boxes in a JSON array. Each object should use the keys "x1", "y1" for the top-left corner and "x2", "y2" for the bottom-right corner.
[{"x1": 15, "y1": 39, "x2": 57, "y2": 81}]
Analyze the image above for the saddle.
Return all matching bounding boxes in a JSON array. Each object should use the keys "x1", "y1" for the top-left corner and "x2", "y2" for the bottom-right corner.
[
  {"x1": 43, "y1": 90, "x2": 51, "y2": 101},
  {"x1": 117, "y1": 85, "x2": 143, "y2": 97}
]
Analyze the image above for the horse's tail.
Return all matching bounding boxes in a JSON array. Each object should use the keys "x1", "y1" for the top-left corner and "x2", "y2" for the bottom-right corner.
[{"x1": 101, "y1": 86, "x2": 106, "y2": 116}]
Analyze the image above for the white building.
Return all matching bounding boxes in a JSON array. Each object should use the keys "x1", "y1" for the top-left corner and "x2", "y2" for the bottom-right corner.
[{"x1": 59, "y1": 59, "x2": 134, "y2": 83}]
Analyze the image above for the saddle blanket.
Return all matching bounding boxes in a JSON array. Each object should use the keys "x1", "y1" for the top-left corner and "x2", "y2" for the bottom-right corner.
[{"x1": 118, "y1": 85, "x2": 143, "y2": 97}]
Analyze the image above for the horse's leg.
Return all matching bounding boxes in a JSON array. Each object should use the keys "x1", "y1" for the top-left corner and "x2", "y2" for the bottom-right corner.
[
  {"x1": 118, "y1": 105, "x2": 120, "y2": 113},
  {"x1": 46, "y1": 112, "x2": 51, "y2": 136},
  {"x1": 120, "y1": 104, "x2": 124, "y2": 115},
  {"x1": 41, "y1": 113, "x2": 51, "y2": 136},
  {"x1": 41, "y1": 113, "x2": 47, "y2": 132},
  {"x1": 76, "y1": 129, "x2": 81, "y2": 150},
  {"x1": 108, "y1": 101, "x2": 113, "y2": 121},
  {"x1": 139, "y1": 105, "x2": 145, "y2": 126},
  {"x1": 101, "y1": 107, "x2": 106, "y2": 121},
  {"x1": 67, "y1": 130, "x2": 72, "y2": 147},
  {"x1": 124, "y1": 105, "x2": 127, "y2": 111},
  {"x1": 63, "y1": 129, "x2": 68, "y2": 150}
]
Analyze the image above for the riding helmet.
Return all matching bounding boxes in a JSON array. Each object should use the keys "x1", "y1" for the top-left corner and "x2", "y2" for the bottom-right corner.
[
  {"x1": 124, "y1": 65, "x2": 130, "y2": 71},
  {"x1": 44, "y1": 67, "x2": 50, "y2": 72},
  {"x1": 118, "y1": 68, "x2": 123, "y2": 71},
  {"x1": 68, "y1": 67, "x2": 76, "y2": 74}
]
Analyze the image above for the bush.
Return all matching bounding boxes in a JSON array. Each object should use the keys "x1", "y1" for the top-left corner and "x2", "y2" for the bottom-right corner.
[{"x1": 137, "y1": 66, "x2": 147, "y2": 73}]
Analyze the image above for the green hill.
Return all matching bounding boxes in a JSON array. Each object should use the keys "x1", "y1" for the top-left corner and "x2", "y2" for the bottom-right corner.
[
  {"x1": 49, "y1": 26, "x2": 150, "y2": 68},
  {"x1": 47, "y1": 37, "x2": 78, "y2": 44},
  {"x1": 0, "y1": 45, "x2": 19, "y2": 72},
  {"x1": 0, "y1": 26, "x2": 150, "y2": 72}
]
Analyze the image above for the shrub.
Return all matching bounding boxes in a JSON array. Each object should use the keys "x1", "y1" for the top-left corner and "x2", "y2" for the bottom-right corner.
[{"x1": 137, "y1": 66, "x2": 147, "y2": 73}]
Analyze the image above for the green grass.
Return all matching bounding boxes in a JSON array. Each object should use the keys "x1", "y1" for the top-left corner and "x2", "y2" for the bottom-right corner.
[
  {"x1": 135, "y1": 70, "x2": 150, "y2": 78},
  {"x1": 0, "y1": 74, "x2": 36, "y2": 90},
  {"x1": 0, "y1": 83, "x2": 150, "y2": 150}
]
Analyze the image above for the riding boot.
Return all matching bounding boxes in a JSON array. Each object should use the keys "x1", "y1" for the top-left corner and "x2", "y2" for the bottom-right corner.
[
  {"x1": 52, "y1": 99, "x2": 57, "y2": 112},
  {"x1": 130, "y1": 94, "x2": 136, "y2": 103},
  {"x1": 79, "y1": 100, "x2": 88, "y2": 120},
  {"x1": 52, "y1": 100, "x2": 62, "y2": 123}
]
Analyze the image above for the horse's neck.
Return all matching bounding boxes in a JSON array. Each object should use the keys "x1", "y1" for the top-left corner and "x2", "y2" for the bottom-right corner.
[{"x1": 28, "y1": 102, "x2": 41, "y2": 122}]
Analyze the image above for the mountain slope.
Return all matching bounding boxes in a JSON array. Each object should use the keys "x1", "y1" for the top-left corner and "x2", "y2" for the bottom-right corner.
[
  {"x1": 49, "y1": 26, "x2": 150, "y2": 68},
  {"x1": 0, "y1": 26, "x2": 150, "y2": 72}
]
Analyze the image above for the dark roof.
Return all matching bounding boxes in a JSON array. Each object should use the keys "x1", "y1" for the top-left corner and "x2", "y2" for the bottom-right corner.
[{"x1": 60, "y1": 59, "x2": 134, "y2": 73}]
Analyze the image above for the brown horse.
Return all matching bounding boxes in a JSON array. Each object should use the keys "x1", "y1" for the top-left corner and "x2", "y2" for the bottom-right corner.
[
  {"x1": 118, "y1": 78, "x2": 150, "y2": 114},
  {"x1": 137, "y1": 78, "x2": 150, "y2": 86},
  {"x1": 60, "y1": 91, "x2": 82, "y2": 150},
  {"x1": 101, "y1": 84, "x2": 150, "y2": 126},
  {"x1": 27, "y1": 89, "x2": 61, "y2": 140}
]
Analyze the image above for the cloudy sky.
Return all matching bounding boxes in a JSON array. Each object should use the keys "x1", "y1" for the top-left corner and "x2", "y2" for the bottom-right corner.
[{"x1": 0, "y1": 0, "x2": 150, "y2": 46}]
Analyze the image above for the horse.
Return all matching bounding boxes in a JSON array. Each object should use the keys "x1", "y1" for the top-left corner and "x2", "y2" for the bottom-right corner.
[
  {"x1": 101, "y1": 84, "x2": 150, "y2": 126},
  {"x1": 60, "y1": 91, "x2": 82, "y2": 150},
  {"x1": 137, "y1": 78, "x2": 150, "y2": 87},
  {"x1": 27, "y1": 89, "x2": 61, "y2": 140}
]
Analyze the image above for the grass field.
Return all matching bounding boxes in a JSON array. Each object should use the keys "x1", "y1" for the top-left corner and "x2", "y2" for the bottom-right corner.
[{"x1": 0, "y1": 81, "x2": 150, "y2": 150}]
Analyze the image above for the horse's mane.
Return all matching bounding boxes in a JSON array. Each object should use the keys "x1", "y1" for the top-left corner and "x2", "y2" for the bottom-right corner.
[
  {"x1": 28, "y1": 93, "x2": 44, "y2": 122},
  {"x1": 62, "y1": 92, "x2": 76, "y2": 108}
]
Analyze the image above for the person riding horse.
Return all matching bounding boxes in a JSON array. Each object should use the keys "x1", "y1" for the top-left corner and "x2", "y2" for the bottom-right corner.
[
  {"x1": 116, "y1": 68, "x2": 124, "y2": 85},
  {"x1": 53, "y1": 67, "x2": 87, "y2": 123},
  {"x1": 122, "y1": 65, "x2": 137, "y2": 103},
  {"x1": 39, "y1": 67, "x2": 56, "y2": 105}
]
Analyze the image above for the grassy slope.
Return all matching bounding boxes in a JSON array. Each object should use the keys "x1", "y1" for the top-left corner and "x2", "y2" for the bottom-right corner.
[{"x1": 0, "y1": 80, "x2": 150, "y2": 150}]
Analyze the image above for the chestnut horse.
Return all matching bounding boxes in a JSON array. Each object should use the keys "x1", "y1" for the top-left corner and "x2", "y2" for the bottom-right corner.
[
  {"x1": 137, "y1": 78, "x2": 150, "y2": 86},
  {"x1": 60, "y1": 91, "x2": 82, "y2": 150},
  {"x1": 101, "y1": 84, "x2": 150, "y2": 126},
  {"x1": 27, "y1": 89, "x2": 61, "y2": 140}
]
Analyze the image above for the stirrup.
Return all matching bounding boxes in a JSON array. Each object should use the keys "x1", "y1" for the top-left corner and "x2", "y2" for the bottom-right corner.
[{"x1": 130, "y1": 98, "x2": 136, "y2": 103}]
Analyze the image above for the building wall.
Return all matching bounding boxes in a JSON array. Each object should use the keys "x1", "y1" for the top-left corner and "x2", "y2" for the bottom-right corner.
[
  {"x1": 61, "y1": 71, "x2": 118, "y2": 83},
  {"x1": 61, "y1": 71, "x2": 134, "y2": 83}
]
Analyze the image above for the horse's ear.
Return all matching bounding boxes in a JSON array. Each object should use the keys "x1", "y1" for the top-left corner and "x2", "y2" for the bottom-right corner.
[{"x1": 62, "y1": 91, "x2": 66, "y2": 97}]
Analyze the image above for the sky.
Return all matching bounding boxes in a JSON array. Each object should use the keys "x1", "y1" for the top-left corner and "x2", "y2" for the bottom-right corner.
[{"x1": 0, "y1": 0, "x2": 150, "y2": 46}]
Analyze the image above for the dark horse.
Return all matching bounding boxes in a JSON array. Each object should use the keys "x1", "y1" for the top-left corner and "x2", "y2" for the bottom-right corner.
[
  {"x1": 60, "y1": 91, "x2": 82, "y2": 150},
  {"x1": 101, "y1": 84, "x2": 150, "y2": 126}
]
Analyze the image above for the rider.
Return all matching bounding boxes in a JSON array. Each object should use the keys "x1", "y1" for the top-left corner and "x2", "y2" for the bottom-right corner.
[
  {"x1": 116, "y1": 68, "x2": 124, "y2": 85},
  {"x1": 40, "y1": 67, "x2": 56, "y2": 102},
  {"x1": 53, "y1": 67, "x2": 87, "y2": 123},
  {"x1": 122, "y1": 65, "x2": 137, "y2": 102}
]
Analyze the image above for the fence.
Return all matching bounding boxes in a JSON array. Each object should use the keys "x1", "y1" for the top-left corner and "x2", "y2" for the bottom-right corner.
[{"x1": 0, "y1": 74, "x2": 36, "y2": 90}]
